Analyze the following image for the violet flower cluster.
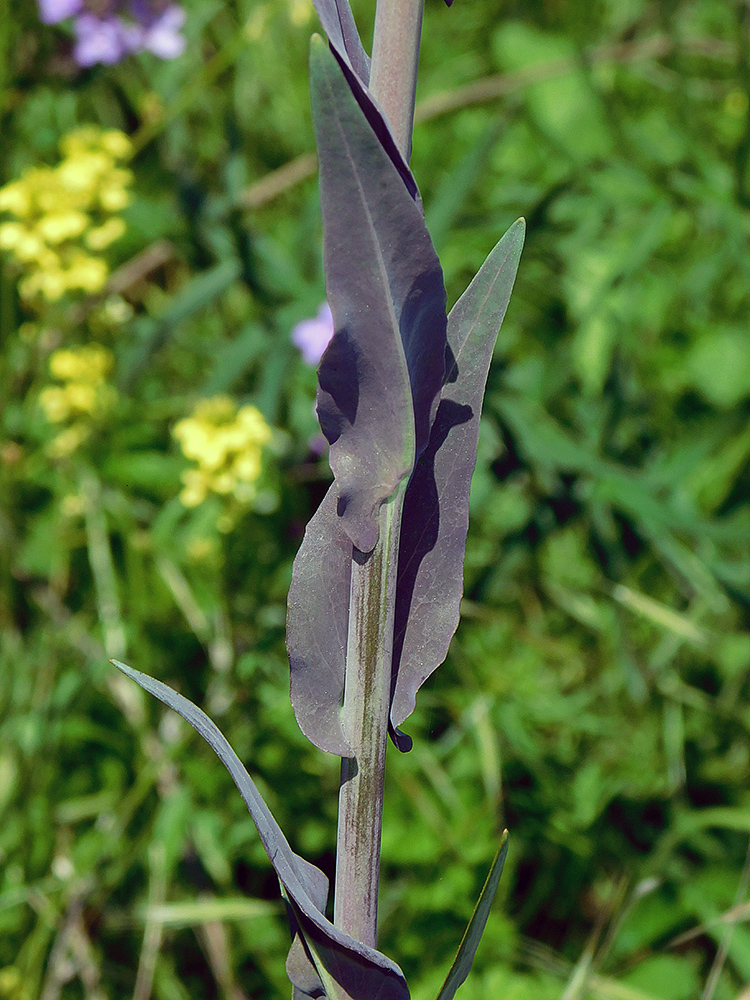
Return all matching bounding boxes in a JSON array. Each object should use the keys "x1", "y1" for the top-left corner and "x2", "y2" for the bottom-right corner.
[{"x1": 38, "y1": 0, "x2": 186, "y2": 67}]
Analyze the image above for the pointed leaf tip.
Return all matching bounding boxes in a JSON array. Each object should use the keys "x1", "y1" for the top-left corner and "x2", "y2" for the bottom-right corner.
[
  {"x1": 311, "y1": 0, "x2": 370, "y2": 85},
  {"x1": 111, "y1": 659, "x2": 411, "y2": 1000},
  {"x1": 389, "y1": 220, "x2": 524, "y2": 738},
  {"x1": 436, "y1": 832, "x2": 510, "y2": 1000}
]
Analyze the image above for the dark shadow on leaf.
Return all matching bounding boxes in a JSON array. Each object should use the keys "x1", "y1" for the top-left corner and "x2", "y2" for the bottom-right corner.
[
  {"x1": 318, "y1": 327, "x2": 360, "y2": 446},
  {"x1": 330, "y1": 49, "x2": 420, "y2": 206},
  {"x1": 391, "y1": 396, "x2": 473, "y2": 728},
  {"x1": 400, "y1": 267, "x2": 449, "y2": 458}
]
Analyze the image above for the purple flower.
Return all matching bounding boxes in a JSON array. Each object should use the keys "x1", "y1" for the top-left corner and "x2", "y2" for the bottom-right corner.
[
  {"x1": 139, "y1": 4, "x2": 186, "y2": 58},
  {"x1": 73, "y1": 13, "x2": 133, "y2": 65},
  {"x1": 38, "y1": 0, "x2": 83, "y2": 23},
  {"x1": 37, "y1": 0, "x2": 187, "y2": 65},
  {"x1": 292, "y1": 302, "x2": 335, "y2": 366}
]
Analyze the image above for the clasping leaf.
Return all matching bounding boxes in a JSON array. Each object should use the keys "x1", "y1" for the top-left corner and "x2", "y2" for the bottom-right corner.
[{"x1": 112, "y1": 660, "x2": 410, "y2": 1000}]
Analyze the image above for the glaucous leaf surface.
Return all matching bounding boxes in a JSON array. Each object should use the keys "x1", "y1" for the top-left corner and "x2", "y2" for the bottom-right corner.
[
  {"x1": 311, "y1": 0, "x2": 370, "y2": 83},
  {"x1": 310, "y1": 6, "x2": 420, "y2": 204},
  {"x1": 287, "y1": 485, "x2": 353, "y2": 756},
  {"x1": 288, "y1": 38, "x2": 446, "y2": 756},
  {"x1": 311, "y1": 37, "x2": 446, "y2": 554},
  {"x1": 112, "y1": 661, "x2": 410, "y2": 1000},
  {"x1": 390, "y1": 220, "x2": 525, "y2": 735}
]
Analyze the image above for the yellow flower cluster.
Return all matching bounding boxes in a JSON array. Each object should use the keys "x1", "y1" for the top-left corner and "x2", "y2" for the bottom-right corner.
[
  {"x1": 39, "y1": 345, "x2": 117, "y2": 456},
  {"x1": 173, "y1": 396, "x2": 273, "y2": 509},
  {"x1": 0, "y1": 127, "x2": 132, "y2": 302}
]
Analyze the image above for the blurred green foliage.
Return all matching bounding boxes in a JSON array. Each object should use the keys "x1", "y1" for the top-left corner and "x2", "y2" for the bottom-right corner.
[{"x1": 2, "y1": 0, "x2": 750, "y2": 998}]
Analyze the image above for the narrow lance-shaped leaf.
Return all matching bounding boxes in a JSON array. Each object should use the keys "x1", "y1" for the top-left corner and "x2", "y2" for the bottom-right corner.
[
  {"x1": 287, "y1": 38, "x2": 446, "y2": 756},
  {"x1": 436, "y1": 832, "x2": 510, "y2": 1000},
  {"x1": 311, "y1": 1, "x2": 420, "y2": 204},
  {"x1": 390, "y1": 220, "x2": 525, "y2": 739},
  {"x1": 112, "y1": 661, "x2": 410, "y2": 1000},
  {"x1": 311, "y1": 0, "x2": 370, "y2": 84}
]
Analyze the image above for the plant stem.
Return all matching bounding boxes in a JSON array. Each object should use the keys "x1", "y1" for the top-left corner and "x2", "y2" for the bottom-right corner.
[
  {"x1": 334, "y1": 489, "x2": 405, "y2": 948},
  {"x1": 333, "y1": 0, "x2": 425, "y2": 949},
  {"x1": 369, "y1": 0, "x2": 425, "y2": 161}
]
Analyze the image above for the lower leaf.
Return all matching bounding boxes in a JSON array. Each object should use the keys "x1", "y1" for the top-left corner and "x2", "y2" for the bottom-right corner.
[
  {"x1": 436, "y1": 831, "x2": 510, "y2": 1000},
  {"x1": 112, "y1": 660, "x2": 410, "y2": 1000}
]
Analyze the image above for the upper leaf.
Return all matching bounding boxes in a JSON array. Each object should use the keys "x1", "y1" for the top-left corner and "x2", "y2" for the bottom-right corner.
[
  {"x1": 311, "y1": 4, "x2": 420, "y2": 205},
  {"x1": 436, "y1": 832, "x2": 510, "y2": 1000},
  {"x1": 311, "y1": 0, "x2": 370, "y2": 84},
  {"x1": 287, "y1": 39, "x2": 447, "y2": 756},
  {"x1": 390, "y1": 220, "x2": 525, "y2": 735},
  {"x1": 112, "y1": 661, "x2": 410, "y2": 1000},
  {"x1": 312, "y1": 36, "x2": 446, "y2": 554}
]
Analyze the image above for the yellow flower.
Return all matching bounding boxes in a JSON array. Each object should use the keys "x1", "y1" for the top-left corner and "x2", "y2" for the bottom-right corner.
[
  {"x1": 66, "y1": 254, "x2": 108, "y2": 293},
  {"x1": 0, "y1": 222, "x2": 26, "y2": 250},
  {"x1": 85, "y1": 217, "x2": 125, "y2": 250},
  {"x1": 186, "y1": 536, "x2": 218, "y2": 562},
  {"x1": 21, "y1": 268, "x2": 67, "y2": 302},
  {"x1": 59, "y1": 126, "x2": 105, "y2": 157},
  {"x1": 39, "y1": 386, "x2": 73, "y2": 423},
  {"x1": 65, "y1": 383, "x2": 98, "y2": 414},
  {"x1": 61, "y1": 494, "x2": 85, "y2": 518},
  {"x1": 47, "y1": 424, "x2": 90, "y2": 458},
  {"x1": 0, "y1": 223, "x2": 48, "y2": 262},
  {"x1": 40, "y1": 345, "x2": 117, "y2": 457},
  {"x1": 0, "y1": 126, "x2": 132, "y2": 304},
  {"x1": 180, "y1": 468, "x2": 210, "y2": 507},
  {"x1": 98, "y1": 182, "x2": 131, "y2": 213},
  {"x1": 50, "y1": 344, "x2": 112, "y2": 382},
  {"x1": 174, "y1": 396, "x2": 274, "y2": 510},
  {"x1": 288, "y1": 0, "x2": 313, "y2": 26},
  {"x1": 100, "y1": 129, "x2": 133, "y2": 159},
  {"x1": 0, "y1": 182, "x2": 30, "y2": 215},
  {"x1": 233, "y1": 451, "x2": 262, "y2": 482},
  {"x1": 37, "y1": 211, "x2": 89, "y2": 244}
]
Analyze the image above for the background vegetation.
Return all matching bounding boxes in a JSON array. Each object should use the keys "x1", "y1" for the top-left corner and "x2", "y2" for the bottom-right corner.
[{"x1": 2, "y1": 1, "x2": 750, "y2": 998}]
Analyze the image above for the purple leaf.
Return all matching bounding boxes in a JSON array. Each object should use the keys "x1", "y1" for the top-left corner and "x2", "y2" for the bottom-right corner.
[
  {"x1": 311, "y1": 3, "x2": 420, "y2": 205},
  {"x1": 112, "y1": 660, "x2": 410, "y2": 1000},
  {"x1": 389, "y1": 220, "x2": 525, "y2": 736},
  {"x1": 287, "y1": 485, "x2": 353, "y2": 757},
  {"x1": 312, "y1": 35, "x2": 446, "y2": 553},
  {"x1": 287, "y1": 39, "x2": 447, "y2": 756},
  {"x1": 311, "y1": 0, "x2": 370, "y2": 85}
]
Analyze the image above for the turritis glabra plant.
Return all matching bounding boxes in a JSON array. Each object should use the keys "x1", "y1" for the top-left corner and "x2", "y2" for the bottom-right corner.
[{"x1": 113, "y1": 1, "x2": 524, "y2": 997}]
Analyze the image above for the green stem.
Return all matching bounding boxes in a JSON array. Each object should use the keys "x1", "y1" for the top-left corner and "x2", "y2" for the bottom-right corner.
[
  {"x1": 334, "y1": 489, "x2": 405, "y2": 948},
  {"x1": 369, "y1": 0, "x2": 425, "y2": 161}
]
